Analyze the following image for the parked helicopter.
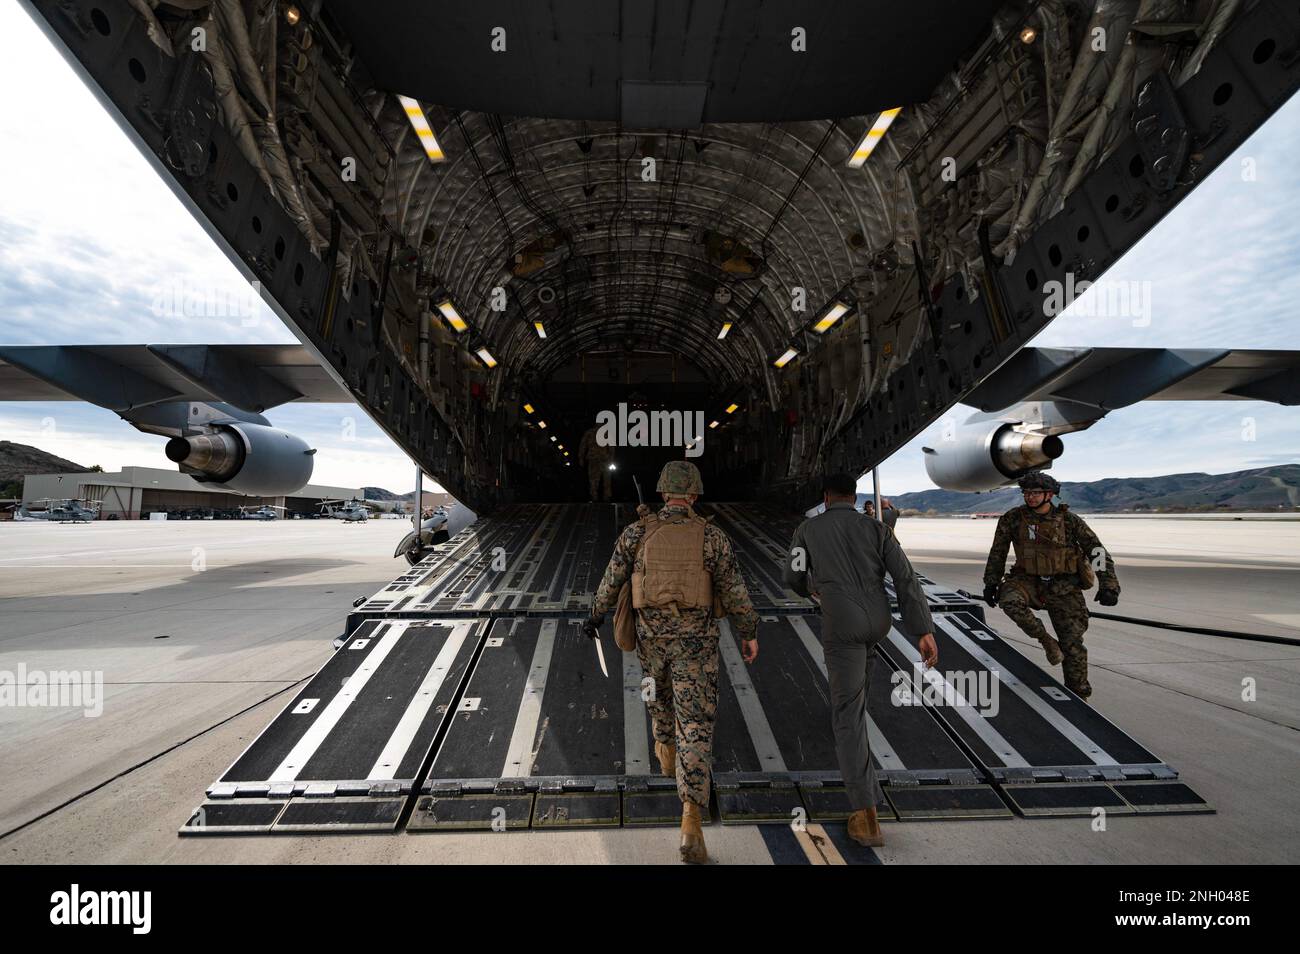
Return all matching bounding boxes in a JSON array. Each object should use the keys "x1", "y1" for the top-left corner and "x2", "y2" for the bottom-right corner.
[
  {"x1": 9, "y1": 498, "x2": 101, "y2": 523},
  {"x1": 239, "y1": 504, "x2": 288, "y2": 521},
  {"x1": 318, "y1": 498, "x2": 371, "y2": 523}
]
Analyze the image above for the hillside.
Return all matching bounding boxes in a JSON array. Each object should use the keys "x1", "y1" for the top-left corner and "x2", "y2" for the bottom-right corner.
[
  {"x1": 890, "y1": 464, "x2": 1300, "y2": 514},
  {"x1": 0, "y1": 440, "x2": 88, "y2": 492}
]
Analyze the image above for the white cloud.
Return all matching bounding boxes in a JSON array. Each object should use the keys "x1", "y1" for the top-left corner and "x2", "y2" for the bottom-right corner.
[
  {"x1": 0, "y1": 5, "x2": 289, "y2": 346},
  {"x1": 0, "y1": 4, "x2": 419, "y2": 492}
]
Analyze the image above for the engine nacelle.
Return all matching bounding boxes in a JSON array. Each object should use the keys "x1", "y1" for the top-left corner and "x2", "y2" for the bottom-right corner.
[
  {"x1": 165, "y1": 422, "x2": 315, "y2": 496},
  {"x1": 922, "y1": 423, "x2": 1063, "y2": 492}
]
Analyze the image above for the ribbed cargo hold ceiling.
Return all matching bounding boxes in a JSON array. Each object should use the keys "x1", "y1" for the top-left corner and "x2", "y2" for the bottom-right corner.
[{"x1": 380, "y1": 114, "x2": 913, "y2": 388}]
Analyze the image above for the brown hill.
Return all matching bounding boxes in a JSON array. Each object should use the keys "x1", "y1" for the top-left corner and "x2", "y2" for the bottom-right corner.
[{"x1": 0, "y1": 440, "x2": 88, "y2": 487}]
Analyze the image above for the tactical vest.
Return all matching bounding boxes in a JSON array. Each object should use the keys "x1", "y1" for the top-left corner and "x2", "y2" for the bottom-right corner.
[
  {"x1": 631, "y1": 513, "x2": 714, "y2": 611},
  {"x1": 1011, "y1": 503, "x2": 1079, "y2": 576}
]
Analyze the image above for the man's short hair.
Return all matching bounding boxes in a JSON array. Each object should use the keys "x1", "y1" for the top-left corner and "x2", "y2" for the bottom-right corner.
[{"x1": 822, "y1": 473, "x2": 857, "y2": 498}]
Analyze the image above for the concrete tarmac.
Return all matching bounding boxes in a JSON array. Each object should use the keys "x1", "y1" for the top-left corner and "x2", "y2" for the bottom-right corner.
[{"x1": 0, "y1": 515, "x2": 1296, "y2": 864}]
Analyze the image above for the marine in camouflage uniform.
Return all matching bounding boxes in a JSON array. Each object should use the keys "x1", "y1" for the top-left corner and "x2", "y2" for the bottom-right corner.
[
  {"x1": 577, "y1": 427, "x2": 614, "y2": 501},
  {"x1": 983, "y1": 473, "x2": 1120, "y2": 699},
  {"x1": 586, "y1": 460, "x2": 758, "y2": 863}
]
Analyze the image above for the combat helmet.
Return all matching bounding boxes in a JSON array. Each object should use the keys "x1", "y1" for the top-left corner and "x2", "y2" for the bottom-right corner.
[
  {"x1": 657, "y1": 459, "x2": 704, "y2": 496},
  {"x1": 1017, "y1": 471, "x2": 1061, "y2": 495}
]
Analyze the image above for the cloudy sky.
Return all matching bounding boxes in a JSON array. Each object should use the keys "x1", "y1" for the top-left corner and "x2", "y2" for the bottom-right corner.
[{"x1": 1, "y1": 4, "x2": 1296, "y2": 497}]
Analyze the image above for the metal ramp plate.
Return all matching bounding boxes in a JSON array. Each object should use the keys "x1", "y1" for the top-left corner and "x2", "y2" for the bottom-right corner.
[
  {"x1": 273, "y1": 797, "x2": 406, "y2": 832},
  {"x1": 532, "y1": 790, "x2": 622, "y2": 828},
  {"x1": 877, "y1": 610, "x2": 1210, "y2": 814},
  {"x1": 180, "y1": 798, "x2": 288, "y2": 835},
  {"x1": 1001, "y1": 782, "x2": 1134, "y2": 818},
  {"x1": 407, "y1": 793, "x2": 535, "y2": 831},
  {"x1": 717, "y1": 781, "x2": 805, "y2": 824},
  {"x1": 182, "y1": 617, "x2": 485, "y2": 835},
  {"x1": 886, "y1": 784, "x2": 1013, "y2": 820},
  {"x1": 622, "y1": 785, "x2": 692, "y2": 827},
  {"x1": 1111, "y1": 781, "x2": 1215, "y2": 815},
  {"x1": 797, "y1": 784, "x2": 858, "y2": 822}
]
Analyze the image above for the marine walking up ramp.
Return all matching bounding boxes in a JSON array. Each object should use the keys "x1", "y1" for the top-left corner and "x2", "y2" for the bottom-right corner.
[{"x1": 182, "y1": 504, "x2": 1210, "y2": 835}]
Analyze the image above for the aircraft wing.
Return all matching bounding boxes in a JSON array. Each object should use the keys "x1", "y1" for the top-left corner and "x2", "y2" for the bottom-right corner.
[
  {"x1": 963, "y1": 348, "x2": 1300, "y2": 414},
  {"x1": 0, "y1": 344, "x2": 351, "y2": 413}
]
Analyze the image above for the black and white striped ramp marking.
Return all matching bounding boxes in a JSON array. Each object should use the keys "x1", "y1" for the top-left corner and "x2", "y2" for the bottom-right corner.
[{"x1": 181, "y1": 618, "x2": 484, "y2": 835}]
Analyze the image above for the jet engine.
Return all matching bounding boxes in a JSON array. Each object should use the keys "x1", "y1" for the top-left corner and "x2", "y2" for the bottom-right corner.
[
  {"x1": 922, "y1": 422, "x2": 1063, "y2": 492},
  {"x1": 165, "y1": 422, "x2": 315, "y2": 496}
]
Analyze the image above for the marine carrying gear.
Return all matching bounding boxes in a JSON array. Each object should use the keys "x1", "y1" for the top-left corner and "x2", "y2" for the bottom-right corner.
[
  {"x1": 656, "y1": 460, "x2": 704, "y2": 496},
  {"x1": 1011, "y1": 503, "x2": 1078, "y2": 576},
  {"x1": 632, "y1": 514, "x2": 714, "y2": 611}
]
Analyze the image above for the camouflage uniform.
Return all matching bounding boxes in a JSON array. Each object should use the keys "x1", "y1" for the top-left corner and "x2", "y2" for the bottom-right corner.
[
  {"x1": 592, "y1": 503, "x2": 758, "y2": 806},
  {"x1": 577, "y1": 427, "x2": 614, "y2": 501},
  {"x1": 983, "y1": 503, "x2": 1119, "y2": 698}
]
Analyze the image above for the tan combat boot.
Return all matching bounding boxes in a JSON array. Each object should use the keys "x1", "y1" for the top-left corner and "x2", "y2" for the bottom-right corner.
[
  {"x1": 847, "y1": 807, "x2": 884, "y2": 847},
  {"x1": 1038, "y1": 634, "x2": 1063, "y2": 666},
  {"x1": 680, "y1": 801, "x2": 708, "y2": 864},
  {"x1": 655, "y1": 741, "x2": 677, "y2": 778}
]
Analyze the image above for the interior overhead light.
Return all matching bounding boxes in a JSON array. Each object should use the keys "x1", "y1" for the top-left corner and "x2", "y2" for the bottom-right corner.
[
  {"x1": 538, "y1": 420, "x2": 547, "y2": 429},
  {"x1": 847, "y1": 107, "x2": 902, "y2": 169},
  {"x1": 773, "y1": 347, "x2": 799, "y2": 369},
  {"x1": 398, "y1": 95, "x2": 446, "y2": 163},
  {"x1": 812, "y1": 301, "x2": 851, "y2": 334},
  {"x1": 557, "y1": 444, "x2": 564, "y2": 451},
  {"x1": 709, "y1": 420, "x2": 720, "y2": 429},
  {"x1": 284, "y1": 5, "x2": 301, "y2": 26},
  {"x1": 725, "y1": 403, "x2": 739, "y2": 414},
  {"x1": 474, "y1": 347, "x2": 497, "y2": 369},
  {"x1": 717, "y1": 322, "x2": 732, "y2": 340},
  {"x1": 523, "y1": 403, "x2": 535, "y2": 414},
  {"x1": 436, "y1": 299, "x2": 468, "y2": 332},
  {"x1": 534, "y1": 321, "x2": 547, "y2": 339},
  {"x1": 550, "y1": 435, "x2": 557, "y2": 442},
  {"x1": 1019, "y1": 26, "x2": 1037, "y2": 44}
]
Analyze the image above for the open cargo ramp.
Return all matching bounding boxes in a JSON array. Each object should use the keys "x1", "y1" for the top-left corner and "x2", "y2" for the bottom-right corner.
[{"x1": 183, "y1": 503, "x2": 1210, "y2": 835}]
